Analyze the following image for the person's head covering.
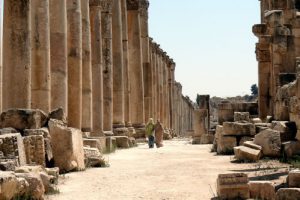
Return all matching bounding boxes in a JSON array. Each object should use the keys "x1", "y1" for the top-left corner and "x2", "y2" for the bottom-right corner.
[{"x1": 148, "y1": 118, "x2": 154, "y2": 124}]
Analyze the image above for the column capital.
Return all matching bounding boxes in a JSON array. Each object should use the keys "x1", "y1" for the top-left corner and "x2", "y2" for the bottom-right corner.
[
  {"x1": 89, "y1": 0, "x2": 102, "y2": 7},
  {"x1": 127, "y1": 0, "x2": 149, "y2": 11},
  {"x1": 90, "y1": 0, "x2": 113, "y2": 11}
]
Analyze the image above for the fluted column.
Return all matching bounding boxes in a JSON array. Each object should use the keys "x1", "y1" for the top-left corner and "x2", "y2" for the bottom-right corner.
[
  {"x1": 81, "y1": 0, "x2": 93, "y2": 132},
  {"x1": 121, "y1": 0, "x2": 136, "y2": 136},
  {"x1": 112, "y1": 0, "x2": 128, "y2": 135},
  {"x1": 50, "y1": 0, "x2": 68, "y2": 112},
  {"x1": 140, "y1": 0, "x2": 150, "y2": 123},
  {"x1": 150, "y1": 40, "x2": 158, "y2": 122},
  {"x1": 3, "y1": 0, "x2": 31, "y2": 110},
  {"x1": 164, "y1": 55, "x2": 170, "y2": 129},
  {"x1": 101, "y1": 0, "x2": 114, "y2": 134},
  {"x1": 169, "y1": 60, "x2": 175, "y2": 132},
  {"x1": 0, "y1": 0, "x2": 3, "y2": 112},
  {"x1": 67, "y1": 0, "x2": 82, "y2": 129},
  {"x1": 127, "y1": 0, "x2": 145, "y2": 137},
  {"x1": 90, "y1": 0, "x2": 103, "y2": 136},
  {"x1": 31, "y1": 0, "x2": 51, "y2": 113}
]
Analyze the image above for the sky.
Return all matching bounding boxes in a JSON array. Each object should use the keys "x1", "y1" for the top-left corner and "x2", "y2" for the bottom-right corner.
[{"x1": 148, "y1": 0, "x2": 260, "y2": 101}]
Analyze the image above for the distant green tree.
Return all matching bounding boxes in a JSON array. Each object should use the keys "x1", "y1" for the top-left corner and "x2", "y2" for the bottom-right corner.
[
  {"x1": 251, "y1": 84, "x2": 258, "y2": 96},
  {"x1": 196, "y1": 94, "x2": 201, "y2": 106}
]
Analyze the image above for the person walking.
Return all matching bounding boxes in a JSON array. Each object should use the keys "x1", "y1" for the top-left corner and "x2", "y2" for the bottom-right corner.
[
  {"x1": 145, "y1": 118, "x2": 155, "y2": 148},
  {"x1": 154, "y1": 120, "x2": 164, "y2": 148}
]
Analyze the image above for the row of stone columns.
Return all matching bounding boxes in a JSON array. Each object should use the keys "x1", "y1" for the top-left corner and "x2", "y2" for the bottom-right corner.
[{"x1": 1, "y1": 0, "x2": 193, "y2": 138}]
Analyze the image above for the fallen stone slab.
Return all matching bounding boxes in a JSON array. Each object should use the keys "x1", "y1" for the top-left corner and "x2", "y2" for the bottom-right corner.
[
  {"x1": 272, "y1": 121, "x2": 297, "y2": 142},
  {"x1": 254, "y1": 129, "x2": 281, "y2": 157},
  {"x1": 0, "y1": 109, "x2": 48, "y2": 131},
  {"x1": 83, "y1": 137, "x2": 106, "y2": 153},
  {"x1": 234, "y1": 112, "x2": 250, "y2": 122},
  {"x1": 282, "y1": 141, "x2": 300, "y2": 158},
  {"x1": 0, "y1": 159, "x2": 18, "y2": 171},
  {"x1": 24, "y1": 128, "x2": 50, "y2": 138},
  {"x1": 16, "y1": 173, "x2": 45, "y2": 199},
  {"x1": 249, "y1": 181, "x2": 275, "y2": 200},
  {"x1": 0, "y1": 127, "x2": 18, "y2": 135},
  {"x1": 234, "y1": 146, "x2": 262, "y2": 162},
  {"x1": 84, "y1": 147, "x2": 106, "y2": 167},
  {"x1": 223, "y1": 122, "x2": 255, "y2": 136},
  {"x1": 200, "y1": 134, "x2": 214, "y2": 144},
  {"x1": 23, "y1": 135, "x2": 45, "y2": 166},
  {"x1": 287, "y1": 170, "x2": 300, "y2": 188},
  {"x1": 217, "y1": 135, "x2": 237, "y2": 155},
  {"x1": 243, "y1": 141, "x2": 262, "y2": 150},
  {"x1": 276, "y1": 188, "x2": 300, "y2": 200},
  {"x1": 114, "y1": 136, "x2": 130, "y2": 148},
  {"x1": 48, "y1": 107, "x2": 67, "y2": 124},
  {"x1": 0, "y1": 133, "x2": 26, "y2": 166},
  {"x1": 239, "y1": 136, "x2": 253, "y2": 146},
  {"x1": 48, "y1": 119, "x2": 85, "y2": 173},
  {"x1": 0, "y1": 171, "x2": 19, "y2": 199},
  {"x1": 217, "y1": 173, "x2": 249, "y2": 199}
]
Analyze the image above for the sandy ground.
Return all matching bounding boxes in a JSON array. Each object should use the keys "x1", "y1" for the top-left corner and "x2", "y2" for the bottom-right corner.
[{"x1": 46, "y1": 138, "x2": 289, "y2": 200}]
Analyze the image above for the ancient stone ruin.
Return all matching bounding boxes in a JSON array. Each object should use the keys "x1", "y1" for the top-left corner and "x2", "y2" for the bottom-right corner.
[{"x1": 0, "y1": 0, "x2": 198, "y2": 198}]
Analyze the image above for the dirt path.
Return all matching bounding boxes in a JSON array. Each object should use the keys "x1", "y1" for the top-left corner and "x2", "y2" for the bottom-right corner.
[{"x1": 46, "y1": 138, "x2": 288, "y2": 200}]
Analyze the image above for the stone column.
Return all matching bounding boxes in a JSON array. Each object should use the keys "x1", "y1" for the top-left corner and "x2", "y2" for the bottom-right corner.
[
  {"x1": 31, "y1": 0, "x2": 51, "y2": 113},
  {"x1": 101, "y1": 0, "x2": 114, "y2": 135},
  {"x1": 127, "y1": 0, "x2": 145, "y2": 137},
  {"x1": 50, "y1": 0, "x2": 68, "y2": 113},
  {"x1": 158, "y1": 49, "x2": 163, "y2": 123},
  {"x1": 139, "y1": 0, "x2": 150, "y2": 123},
  {"x1": 253, "y1": 23, "x2": 272, "y2": 120},
  {"x1": 90, "y1": 0, "x2": 103, "y2": 136},
  {"x1": 112, "y1": 0, "x2": 128, "y2": 136},
  {"x1": 3, "y1": 0, "x2": 31, "y2": 110},
  {"x1": 0, "y1": 0, "x2": 3, "y2": 112},
  {"x1": 169, "y1": 60, "x2": 175, "y2": 133},
  {"x1": 81, "y1": 0, "x2": 93, "y2": 132},
  {"x1": 67, "y1": 0, "x2": 82, "y2": 129},
  {"x1": 121, "y1": 0, "x2": 135, "y2": 136},
  {"x1": 165, "y1": 55, "x2": 171, "y2": 129},
  {"x1": 150, "y1": 40, "x2": 158, "y2": 122}
]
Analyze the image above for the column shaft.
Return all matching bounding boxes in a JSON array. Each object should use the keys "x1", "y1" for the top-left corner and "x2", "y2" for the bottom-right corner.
[
  {"x1": 101, "y1": 1, "x2": 113, "y2": 133},
  {"x1": 112, "y1": 0, "x2": 125, "y2": 128},
  {"x1": 67, "y1": 0, "x2": 82, "y2": 129},
  {"x1": 81, "y1": 0, "x2": 93, "y2": 132},
  {"x1": 127, "y1": 1, "x2": 144, "y2": 129},
  {"x1": 31, "y1": 0, "x2": 51, "y2": 113},
  {"x1": 50, "y1": 0, "x2": 68, "y2": 112},
  {"x1": 90, "y1": 1, "x2": 103, "y2": 136},
  {"x1": 3, "y1": 0, "x2": 31, "y2": 110}
]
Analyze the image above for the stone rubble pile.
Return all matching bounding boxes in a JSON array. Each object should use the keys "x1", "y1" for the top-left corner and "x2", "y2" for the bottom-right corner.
[
  {"x1": 0, "y1": 108, "x2": 136, "y2": 198},
  {"x1": 217, "y1": 171, "x2": 300, "y2": 200}
]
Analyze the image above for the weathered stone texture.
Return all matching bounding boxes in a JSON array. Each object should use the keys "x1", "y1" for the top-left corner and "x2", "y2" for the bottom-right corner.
[
  {"x1": 217, "y1": 173, "x2": 250, "y2": 200},
  {"x1": 249, "y1": 181, "x2": 275, "y2": 200},
  {"x1": 48, "y1": 119, "x2": 85, "y2": 172},
  {"x1": 23, "y1": 135, "x2": 45, "y2": 166},
  {"x1": 0, "y1": 133, "x2": 26, "y2": 166},
  {"x1": 254, "y1": 129, "x2": 281, "y2": 157},
  {"x1": 0, "y1": 109, "x2": 48, "y2": 131}
]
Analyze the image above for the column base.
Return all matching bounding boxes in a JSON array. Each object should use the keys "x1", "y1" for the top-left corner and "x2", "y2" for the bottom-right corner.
[
  {"x1": 163, "y1": 128, "x2": 172, "y2": 140},
  {"x1": 132, "y1": 123, "x2": 145, "y2": 139},
  {"x1": 103, "y1": 131, "x2": 114, "y2": 137},
  {"x1": 90, "y1": 130, "x2": 104, "y2": 137},
  {"x1": 113, "y1": 126, "x2": 129, "y2": 136},
  {"x1": 192, "y1": 136, "x2": 202, "y2": 145}
]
